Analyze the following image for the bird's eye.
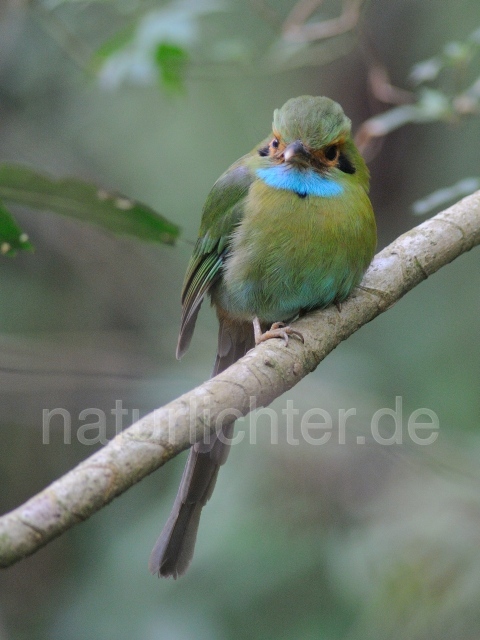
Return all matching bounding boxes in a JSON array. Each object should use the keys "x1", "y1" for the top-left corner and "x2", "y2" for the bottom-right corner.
[
  {"x1": 271, "y1": 138, "x2": 279, "y2": 149},
  {"x1": 324, "y1": 145, "x2": 338, "y2": 161}
]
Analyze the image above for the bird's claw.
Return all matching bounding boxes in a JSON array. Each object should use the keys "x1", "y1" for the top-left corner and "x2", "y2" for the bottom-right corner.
[{"x1": 255, "y1": 321, "x2": 304, "y2": 346}]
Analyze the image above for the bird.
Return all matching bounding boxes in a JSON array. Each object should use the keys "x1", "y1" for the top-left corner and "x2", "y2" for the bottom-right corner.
[{"x1": 149, "y1": 95, "x2": 377, "y2": 578}]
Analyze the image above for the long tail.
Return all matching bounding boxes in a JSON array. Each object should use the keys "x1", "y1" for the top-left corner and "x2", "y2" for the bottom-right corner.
[{"x1": 149, "y1": 318, "x2": 254, "y2": 578}]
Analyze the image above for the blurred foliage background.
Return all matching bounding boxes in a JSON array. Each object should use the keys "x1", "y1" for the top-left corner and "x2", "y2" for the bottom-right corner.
[{"x1": 0, "y1": 0, "x2": 480, "y2": 639}]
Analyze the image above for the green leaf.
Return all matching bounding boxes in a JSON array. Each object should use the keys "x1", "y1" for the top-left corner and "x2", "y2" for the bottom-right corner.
[
  {"x1": 155, "y1": 42, "x2": 189, "y2": 92},
  {"x1": 91, "y1": 25, "x2": 137, "y2": 72},
  {"x1": 0, "y1": 199, "x2": 34, "y2": 256},
  {"x1": 443, "y1": 40, "x2": 476, "y2": 66},
  {"x1": 0, "y1": 164, "x2": 180, "y2": 245}
]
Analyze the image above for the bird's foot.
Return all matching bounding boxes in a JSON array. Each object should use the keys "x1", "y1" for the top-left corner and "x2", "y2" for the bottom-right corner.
[{"x1": 253, "y1": 317, "x2": 304, "y2": 346}]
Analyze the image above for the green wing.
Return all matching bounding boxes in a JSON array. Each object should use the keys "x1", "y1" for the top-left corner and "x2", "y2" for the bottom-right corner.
[{"x1": 176, "y1": 160, "x2": 254, "y2": 359}]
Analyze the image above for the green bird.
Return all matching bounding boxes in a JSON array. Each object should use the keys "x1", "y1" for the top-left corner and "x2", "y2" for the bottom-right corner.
[{"x1": 149, "y1": 95, "x2": 377, "y2": 578}]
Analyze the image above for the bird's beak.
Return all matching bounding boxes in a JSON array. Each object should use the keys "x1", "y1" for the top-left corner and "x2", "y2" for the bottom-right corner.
[{"x1": 283, "y1": 140, "x2": 310, "y2": 165}]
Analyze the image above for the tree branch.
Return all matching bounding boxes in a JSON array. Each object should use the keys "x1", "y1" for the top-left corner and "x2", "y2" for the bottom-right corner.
[
  {"x1": 1, "y1": 191, "x2": 480, "y2": 568},
  {"x1": 282, "y1": 0, "x2": 364, "y2": 43}
]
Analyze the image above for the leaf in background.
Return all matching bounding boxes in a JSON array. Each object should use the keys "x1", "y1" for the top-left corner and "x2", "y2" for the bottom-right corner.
[
  {"x1": 155, "y1": 42, "x2": 189, "y2": 91},
  {"x1": 410, "y1": 56, "x2": 443, "y2": 85},
  {"x1": 95, "y1": 0, "x2": 225, "y2": 89},
  {"x1": 469, "y1": 26, "x2": 480, "y2": 45},
  {"x1": 0, "y1": 164, "x2": 180, "y2": 245},
  {"x1": 91, "y1": 25, "x2": 137, "y2": 72},
  {"x1": 412, "y1": 177, "x2": 480, "y2": 215},
  {"x1": 0, "y1": 199, "x2": 34, "y2": 257},
  {"x1": 415, "y1": 88, "x2": 452, "y2": 120}
]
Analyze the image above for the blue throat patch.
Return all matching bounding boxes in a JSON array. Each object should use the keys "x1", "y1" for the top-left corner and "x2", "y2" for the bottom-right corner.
[{"x1": 256, "y1": 165, "x2": 343, "y2": 198}]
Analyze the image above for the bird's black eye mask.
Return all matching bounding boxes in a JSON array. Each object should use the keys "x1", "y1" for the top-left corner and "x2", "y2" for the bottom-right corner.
[
  {"x1": 258, "y1": 145, "x2": 269, "y2": 157},
  {"x1": 337, "y1": 152, "x2": 355, "y2": 174}
]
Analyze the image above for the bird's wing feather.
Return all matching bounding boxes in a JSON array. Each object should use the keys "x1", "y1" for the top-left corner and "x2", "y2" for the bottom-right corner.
[{"x1": 176, "y1": 161, "x2": 254, "y2": 358}]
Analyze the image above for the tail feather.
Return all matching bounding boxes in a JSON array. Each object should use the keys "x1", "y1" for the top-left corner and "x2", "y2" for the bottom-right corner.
[
  {"x1": 149, "y1": 318, "x2": 254, "y2": 578},
  {"x1": 212, "y1": 317, "x2": 254, "y2": 376}
]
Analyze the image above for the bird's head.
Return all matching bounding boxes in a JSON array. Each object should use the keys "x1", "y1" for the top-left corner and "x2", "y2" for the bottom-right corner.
[{"x1": 260, "y1": 95, "x2": 357, "y2": 176}]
